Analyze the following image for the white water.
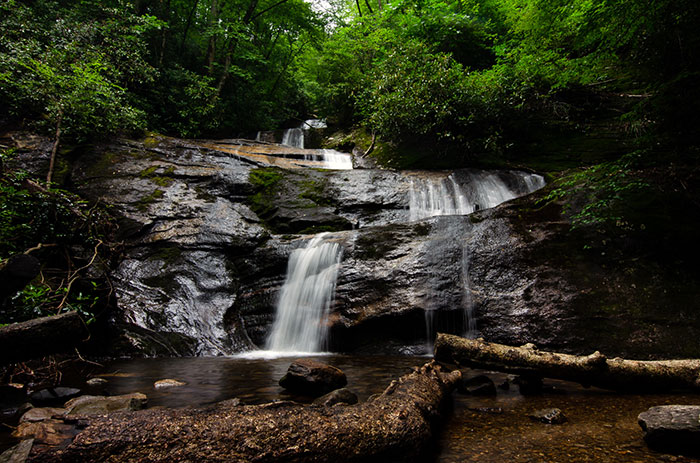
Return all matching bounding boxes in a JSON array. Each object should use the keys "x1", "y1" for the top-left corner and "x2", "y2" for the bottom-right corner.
[
  {"x1": 281, "y1": 128, "x2": 304, "y2": 148},
  {"x1": 265, "y1": 234, "x2": 343, "y2": 353},
  {"x1": 320, "y1": 149, "x2": 353, "y2": 170},
  {"x1": 409, "y1": 171, "x2": 544, "y2": 221}
]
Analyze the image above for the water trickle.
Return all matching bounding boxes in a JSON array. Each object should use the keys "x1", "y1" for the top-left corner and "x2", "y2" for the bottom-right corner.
[
  {"x1": 281, "y1": 128, "x2": 304, "y2": 148},
  {"x1": 266, "y1": 234, "x2": 343, "y2": 353},
  {"x1": 409, "y1": 171, "x2": 544, "y2": 221}
]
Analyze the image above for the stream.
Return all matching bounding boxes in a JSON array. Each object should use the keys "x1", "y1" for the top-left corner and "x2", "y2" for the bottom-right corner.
[{"x1": 5, "y1": 355, "x2": 700, "y2": 462}]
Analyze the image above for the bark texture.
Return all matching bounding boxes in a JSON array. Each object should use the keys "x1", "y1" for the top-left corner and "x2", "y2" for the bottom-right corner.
[
  {"x1": 29, "y1": 361, "x2": 461, "y2": 463},
  {"x1": 434, "y1": 333, "x2": 700, "y2": 392},
  {"x1": 0, "y1": 312, "x2": 89, "y2": 364}
]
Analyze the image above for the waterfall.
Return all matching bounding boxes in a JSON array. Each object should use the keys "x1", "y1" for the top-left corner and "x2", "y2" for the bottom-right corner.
[
  {"x1": 409, "y1": 171, "x2": 544, "y2": 221},
  {"x1": 320, "y1": 149, "x2": 353, "y2": 170},
  {"x1": 281, "y1": 128, "x2": 304, "y2": 148},
  {"x1": 266, "y1": 234, "x2": 343, "y2": 353}
]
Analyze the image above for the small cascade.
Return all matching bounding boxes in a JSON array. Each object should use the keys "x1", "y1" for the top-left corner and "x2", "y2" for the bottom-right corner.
[
  {"x1": 281, "y1": 128, "x2": 304, "y2": 148},
  {"x1": 409, "y1": 171, "x2": 544, "y2": 221},
  {"x1": 266, "y1": 234, "x2": 343, "y2": 353},
  {"x1": 255, "y1": 131, "x2": 262, "y2": 142},
  {"x1": 302, "y1": 119, "x2": 327, "y2": 129},
  {"x1": 320, "y1": 149, "x2": 353, "y2": 170}
]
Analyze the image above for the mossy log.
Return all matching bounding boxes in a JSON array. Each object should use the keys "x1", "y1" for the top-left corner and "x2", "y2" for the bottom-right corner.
[
  {"x1": 28, "y1": 361, "x2": 461, "y2": 463},
  {"x1": 0, "y1": 312, "x2": 89, "y2": 364},
  {"x1": 434, "y1": 333, "x2": 700, "y2": 392}
]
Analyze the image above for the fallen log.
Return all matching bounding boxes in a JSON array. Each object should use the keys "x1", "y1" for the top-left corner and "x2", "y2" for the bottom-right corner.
[
  {"x1": 0, "y1": 312, "x2": 89, "y2": 364},
  {"x1": 434, "y1": 333, "x2": 700, "y2": 392},
  {"x1": 27, "y1": 361, "x2": 461, "y2": 462}
]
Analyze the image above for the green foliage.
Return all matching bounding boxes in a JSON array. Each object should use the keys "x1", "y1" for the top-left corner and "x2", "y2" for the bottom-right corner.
[
  {"x1": 0, "y1": 0, "x2": 154, "y2": 141},
  {"x1": 539, "y1": 151, "x2": 650, "y2": 228}
]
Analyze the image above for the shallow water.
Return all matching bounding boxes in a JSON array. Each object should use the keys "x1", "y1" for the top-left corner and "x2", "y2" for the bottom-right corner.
[{"x1": 3, "y1": 356, "x2": 700, "y2": 462}]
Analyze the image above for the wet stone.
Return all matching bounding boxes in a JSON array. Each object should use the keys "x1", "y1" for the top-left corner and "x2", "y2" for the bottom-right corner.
[
  {"x1": 460, "y1": 375, "x2": 497, "y2": 396},
  {"x1": 530, "y1": 408, "x2": 567, "y2": 424},
  {"x1": 29, "y1": 387, "x2": 81, "y2": 406},
  {"x1": 279, "y1": 359, "x2": 347, "y2": 397},
  {"x1": 638, "y1": 405, "x2": 700, "y2": 455},
  {"x1": 154, "y1": 379, "x2": 186, "y2": 389},
  {"x1": 312, "y1": 388, "x2": 358, "y2": 406},
  {"x1": 64, "y1": 393, "x2": 148, "y2": 415},
  {"x1": 86, "y1": 378, "x2": 108, "y2": 386}
]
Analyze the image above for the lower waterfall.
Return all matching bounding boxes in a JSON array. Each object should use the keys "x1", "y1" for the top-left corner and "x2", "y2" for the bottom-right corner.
[{"x1": 265, "y1": 234, "x2": 343, "y2": 353}]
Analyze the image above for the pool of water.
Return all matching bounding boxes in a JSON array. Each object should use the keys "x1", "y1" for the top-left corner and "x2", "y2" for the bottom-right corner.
[{"x1": 3, "y1": 355, "x2": 700, "y2": 462}]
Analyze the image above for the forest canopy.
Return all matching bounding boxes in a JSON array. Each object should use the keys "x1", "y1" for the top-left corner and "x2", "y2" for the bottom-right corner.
[{"x1": 1, "y1": 0, "x2": 698, "y2": 154}]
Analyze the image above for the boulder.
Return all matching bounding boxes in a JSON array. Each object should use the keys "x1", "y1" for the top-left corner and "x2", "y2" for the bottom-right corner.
[
  {"x1": 530, "y1": 408, "x2": 567, "y2": 424},
  {"x1": 312, "y1": 388, "x2": 358, "y2": 406},
  {"x1": 279, "y1": 359, "x2": 347, "y2": 396},
  {"x1": 64, "y1": 393, "x2": 147, "y2": 415},
  {"x1": 28, "y1": 388, "x2": 81, "y2": 407},
  {"x1": 638, "y1": 405, "x2": 700, "y2": 455}
]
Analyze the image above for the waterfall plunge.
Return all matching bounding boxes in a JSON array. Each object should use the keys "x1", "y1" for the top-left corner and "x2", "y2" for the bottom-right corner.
[
  {"x1": 409, "y1": 171, "x2": 545, "y2": 221},
  {"x1": 265, "y1": 234, "x2": 343, "y2": 353}
]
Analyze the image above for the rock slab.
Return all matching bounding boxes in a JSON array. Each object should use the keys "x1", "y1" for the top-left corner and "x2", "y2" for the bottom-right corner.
[{"x1": 638, "y1": 405, "x2": 700, "y2": 455}]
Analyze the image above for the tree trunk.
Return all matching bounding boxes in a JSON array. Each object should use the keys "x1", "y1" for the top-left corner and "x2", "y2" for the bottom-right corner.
[
  {"x1": 206, "y1": 0, "x2": 219, "y2": 75},
  {"x1": 179, "y1": 0, "x2": 200, "y2": 54},
  {"x1": 28, "y1": 361, "x2": 460, "y2": 462},
  {"x1": 46, "y1": 111, "x2": 62, "y2": 186},
  {"x1": 0, "y1": 312, "x2": 89, "y2": 364},
  {"x1": 434, "y1": 334, "x2": 700, "y2": 392}
]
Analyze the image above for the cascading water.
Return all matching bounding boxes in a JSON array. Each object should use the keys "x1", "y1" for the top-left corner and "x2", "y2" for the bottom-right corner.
[
  {"x1": 320, "y1": 149, "x2": 353, "y2": 170},
  {"x1": 281, "y1": 128, "x2": 304, "y2": 148},
  {"x1": 409, "y1": 170, "x2": 544, "y2": 348},
  {"x1": 265, "y1": 234, "x2": 343, "y2": 353},
  {"x1": 409, "y1": 171, "x2": 544, "y2": 221}
]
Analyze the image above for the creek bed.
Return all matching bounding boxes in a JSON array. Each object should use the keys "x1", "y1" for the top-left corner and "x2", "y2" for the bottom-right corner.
[{"x1": 3, "y1": 355, "x2": 700, "y2": 462}]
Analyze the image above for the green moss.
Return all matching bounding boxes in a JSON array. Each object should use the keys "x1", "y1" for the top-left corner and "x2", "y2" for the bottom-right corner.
[
  {"x1": 299, "y1": 177, "x2": 332, "y2": 206},
  {"x1": 142, "y1": 133, "x2": 163, "y2": 148},
  {"x1": 248, "y1": 167, "x2": 286, "y2": 221},
  {"x1": 139, "y1": 165, "x2": 176, "y2": 187},
  {"x1": 86, "y1": 151, "x2": 118, "y2": 177},
  {"x1": 194, "y1": 186, "x2": 216, "y2": 202},
  {"x1": 136, "y1": 189, "x2": 165, "y2": 211}
]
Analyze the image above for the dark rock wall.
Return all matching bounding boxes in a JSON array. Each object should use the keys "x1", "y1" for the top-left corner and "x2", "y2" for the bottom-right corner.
[{"x1": 59, "y1": 134, "x2": 700, "y2": 359}]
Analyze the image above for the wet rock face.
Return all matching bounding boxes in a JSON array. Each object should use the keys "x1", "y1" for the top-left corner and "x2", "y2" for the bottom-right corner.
[{"x1": 71, "y1": 137, "x2": 269, "y2": 355}]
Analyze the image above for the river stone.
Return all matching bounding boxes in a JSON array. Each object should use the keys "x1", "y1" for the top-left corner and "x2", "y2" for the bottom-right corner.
[
  {"x1": 85, "y1": 378, "x2": 107, "y2": 386},
  {"x1": 12, "y1": 419, "x2": 76, "y2": 446},
  {"x1": 638, "y1": 405, "x2": 700, "y2": 454},
  {"x1": 460, "y1": 375, "x2": 497, "y2": 396},
  {"x1": 29, "y1": 388, "x2": 81, "y2": 406},
  {"x1": 530, "y1": 408, "x2": 567, "y2": 424},
  {"x1": 312, "y1": 388, "x2": 358, "y2": 406},
  {"x1": 0, "y1": 439, "x2": 33, "y2": 463},
  {"x1": 19, "y1": 407, "x2": 67, "y2": 423},
  {"x1": 64, "y1": 393, "x2": 148, "y2": 415},
  {"x1": 279, "y1": 359, "x2": 347, "y2": 397},
  {"x1": 154, "y1": 379, "x2": 186, "y2": 389}
]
